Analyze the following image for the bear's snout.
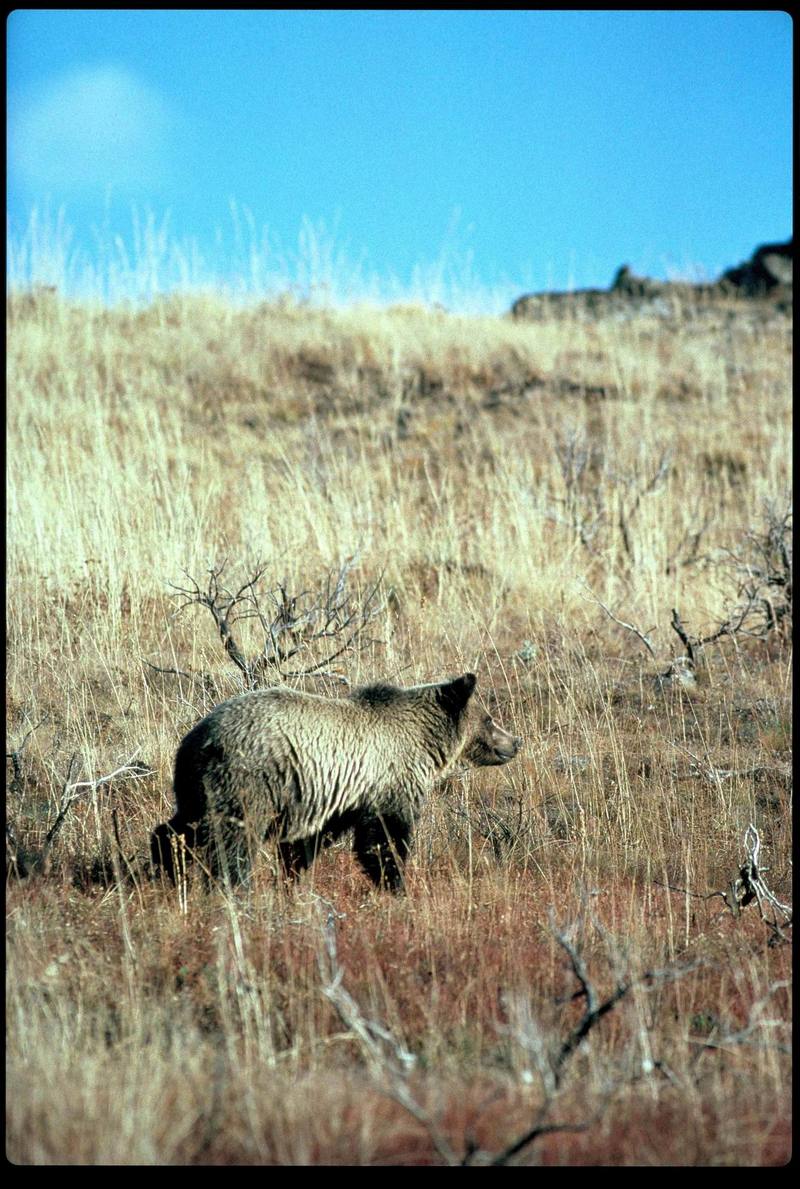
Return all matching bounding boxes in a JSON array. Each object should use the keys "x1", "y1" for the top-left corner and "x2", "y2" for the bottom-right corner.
[
  {"x1": 490, "y1": 730, "x2": 522, "y2": 763},
  {"x1": 496, "y1": 735, "x2": 521, "y2": 760}
]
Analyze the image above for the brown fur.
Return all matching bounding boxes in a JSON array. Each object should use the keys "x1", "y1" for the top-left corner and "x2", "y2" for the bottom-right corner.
[{"x1": 151, "y1": 672, "x2": 520, "y2": 891}]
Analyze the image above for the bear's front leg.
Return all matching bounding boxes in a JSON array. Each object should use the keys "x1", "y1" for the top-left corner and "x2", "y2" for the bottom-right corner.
[
  {"x1": 207, "y1": 808, "x2": 252, "y2": 887},
  {"x1": 277, "y1": 837, "x2": 318, "y2": 880},
  {"x1": 277, "y1": 810, "x2": 360, "y2": 882},
  {"x1": 354, "y1": 813, "x2": 413, "y2": 893},
  {"x1": 150, "y1": 815, "x2": 201, "y2": 883}
]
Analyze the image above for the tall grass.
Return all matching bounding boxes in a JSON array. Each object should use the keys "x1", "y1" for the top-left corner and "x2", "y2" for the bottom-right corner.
[
  {"x1": 6, "y1": 238, "x2": 792, "y2": 1164},
  {"x1": 7, "y1": 203, "x2": 523, "y2": 313}
]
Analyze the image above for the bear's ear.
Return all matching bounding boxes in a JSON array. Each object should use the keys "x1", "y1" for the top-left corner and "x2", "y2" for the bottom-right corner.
[{"x1": 436, "y1": 672, "x2": 477, "y2": 717}]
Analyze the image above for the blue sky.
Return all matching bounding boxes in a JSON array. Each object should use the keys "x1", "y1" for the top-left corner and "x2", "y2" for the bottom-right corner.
[{"x1": 6, "y1": 9, "x2": 793, "y2": 310}]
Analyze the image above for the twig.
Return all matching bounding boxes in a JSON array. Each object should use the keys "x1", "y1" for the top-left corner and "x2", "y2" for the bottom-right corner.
[
  {"x1": 617, "y1": 450, "x2": 671, "y2": 564},
  {"x1": 30, "y1": 752, "x2": 152, "y2": 878},
  {"x1": 690, "y1": 981, "x2": 791, "y2": 1056},
  {"x1": 37, "y1": 752, "x2": 80, "y2": 872},
  {"x1": 485, "y1": 916, "x2": 702, "y2": 1166},
  {"x1": 583, "y1": 586, "x2": 658, "y2": 661},
  {"x1": 667, "y1": 739, "x2": 731, "y2": 789},
  {"x1": 551, "y1": 924, "x2": 632, "y2": 1085},
  {"x1": 167, "y1": 559, "x2": 384, "y2": 687},
  {"x1": 6, "y1": 716, "x2": 49, "y2": 797},
  {"x1": 144, "y1": 661, "x2": 210, "y2": 686},
  {"x1": 487, "y1": 1116, "x2": 594, "y2": 1167},
  {"x1": 62, "y1": 750, "x2": 151, "y2": 796},
  {"x1": 653, "y1": 880, "x2": 728, "y2": 906},
  {"x1": 655, "y1": 823, "x2": 791, "y2": 942},
  {"x1": 669, "y1": 608, "x2": 696, "y2": 667},
  {"x1": 672, "y1": 583, "x2": 775, "y2": 669}
]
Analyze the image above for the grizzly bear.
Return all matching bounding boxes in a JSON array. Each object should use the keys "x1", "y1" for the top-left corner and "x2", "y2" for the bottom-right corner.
[{"x1": 151, "y1": 672, "x2": 520, "y2": 891}]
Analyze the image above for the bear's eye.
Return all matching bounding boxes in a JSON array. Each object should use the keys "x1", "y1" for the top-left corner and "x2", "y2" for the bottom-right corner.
[{"x1": 484, "y1": 716, "x2": 493, "y2": 727}]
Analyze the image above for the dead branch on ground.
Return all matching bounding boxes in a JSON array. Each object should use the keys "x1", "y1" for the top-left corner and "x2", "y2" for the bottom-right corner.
[
  {"x1": 315, "y1": 898, "x2": 459, "y2": 1167},
  {"x1": 656, "y1": 823, "x2": 792, "y2": 945},
  {"x1": 484, "y1": 912, "x2": 702, "y2": 1166},
  {"x1": 584, "y1": 499, "x2": 792, "y2": 687},
  {"x1": 666, "y1": 740, "x2": 790, "y2": 793},
  {"x1": 7, "y1": 751, "x2": 153, "y2": 880},
  {"x1": 582, "y1": 586, "x2": 658, "y2": 661}
]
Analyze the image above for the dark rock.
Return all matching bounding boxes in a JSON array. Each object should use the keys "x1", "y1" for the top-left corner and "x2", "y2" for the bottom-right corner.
[
  {"x1": 511, "y1": 239, "x2": 792, "y2": 320},
  {"x1": 719, "y1": 239, "x2": 792, "y2": 297}
]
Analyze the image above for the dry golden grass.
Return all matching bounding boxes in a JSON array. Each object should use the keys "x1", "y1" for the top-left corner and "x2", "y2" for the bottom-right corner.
[{"x1": 6, "y1": 284, "x2": 792, "y2": 1165}]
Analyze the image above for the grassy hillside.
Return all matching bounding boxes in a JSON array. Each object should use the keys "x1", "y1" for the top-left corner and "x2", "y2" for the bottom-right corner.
[{"x1": 6, "y1": 287, "x2": 792, "y2": 1164}]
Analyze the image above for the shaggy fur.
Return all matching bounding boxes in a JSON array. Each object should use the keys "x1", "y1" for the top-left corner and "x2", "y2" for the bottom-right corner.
[{"x1": 151, "y1": 672, "x2": 521, "y2": 891}]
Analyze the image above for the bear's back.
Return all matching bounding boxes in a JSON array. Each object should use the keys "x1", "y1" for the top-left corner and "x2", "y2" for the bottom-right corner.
[{"x1": 187, "y1": 686, "x2": 424, "y2": 774}]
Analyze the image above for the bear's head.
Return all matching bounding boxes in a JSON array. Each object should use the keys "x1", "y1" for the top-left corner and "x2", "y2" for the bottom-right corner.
[{"x1": 436, "y1": 673, "x2": 522, "y2": 767}]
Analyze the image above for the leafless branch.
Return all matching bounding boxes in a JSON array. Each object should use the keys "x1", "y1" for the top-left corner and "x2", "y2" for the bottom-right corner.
[
  {"x1": 552, "y1": 430, "x2": 607, "y2": 554},
  {"x1": 487, "y1": 1115, "x2": 594, "y2": 1167},
  {"x1": 617, "y1": 450, "x2": 671, "y2": 564},
  {"x1": 713, "y1": 499, "x2": 792, "y2": 641},
  {"x1": 61, "y1": 750, "x2": 152, "y2": 796},
  {"x1": 36, "y1": 752, "x2": 80, "y2": 873},
  {"x1": 669, "y1": 607, "x2": 696, "y2": 667},
  {"x1": 582, "y1": 586, "x2": 658, "y2": 661},
  {"x1": 590, "y1": 502, "x2": 792, "y2": 689},
  {"x1": 168, "y1": 559, "x2": 262, "y2": 680},
  {"x1": 19, "y1": 751, "x2": 152, "y2": 879},
  {"x1": 551, "y1": 923, "x2": 633, "y2": 1085},
  {"x1": 667, "y1": 739, "x2": 734, "y2": 790},
  {"x1": 318, "y1": 922, "x2": 606, "y2": 1169},
  {"x1": 164, "y1": 558, "x2": 384, "y2": 688},
  {"x1": 484, "y1": 914, "x2": 702, "y2": 1166},
  {"x1": 316, "y1": 900, "x2": 459, "y2": 1166},
  {"x1": 671, "y1": 587, "x2": 763, "y2": 670},
  {"x1": 144, "y1": 661, "x2": 208, "y2": 685},
  {"x1": 655, "y1": 822, "x2": 791, "y2": 943},
  {"x1": 690, "y1": 980, "x2": 791, "y2": 1056},
  {"x1": 729, "y1": 824, "x2": 792, "y2": 941}
]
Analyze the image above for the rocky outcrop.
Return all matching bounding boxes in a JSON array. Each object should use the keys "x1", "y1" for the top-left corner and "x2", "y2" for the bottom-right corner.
[
  {"x1": 511, "y1": 239, "x2": 792, "y2": 320},
  {"x1": 718, "y1": 240, "x2": 792, "y2": 298}
]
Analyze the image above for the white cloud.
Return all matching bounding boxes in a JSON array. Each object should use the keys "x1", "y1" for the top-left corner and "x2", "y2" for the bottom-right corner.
[{"x1": 9, "y1": 65, "x2": 173, "y2": 193}]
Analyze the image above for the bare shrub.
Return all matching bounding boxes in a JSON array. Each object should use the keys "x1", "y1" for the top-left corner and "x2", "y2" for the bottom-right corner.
[
  {"x1": 720, "y1": 498, "x2": 792, "y2": 641},
  {"x1": 152, "y1": 556, "x2": 385, "y2": 689},
  {"x1": 6, "y1": 745, "x2": 153, "y2": 882},
  {"x1": 585, "y1": 498, "x2": 792, "y2": 691}
]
